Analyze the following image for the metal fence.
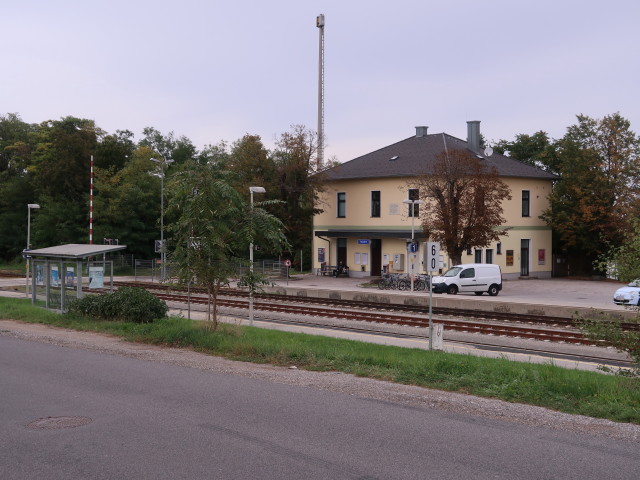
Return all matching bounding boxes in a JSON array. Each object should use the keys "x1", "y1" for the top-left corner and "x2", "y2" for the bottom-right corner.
[{"x1": 117, "y1": 258, "x2": 288, "y2": 283}]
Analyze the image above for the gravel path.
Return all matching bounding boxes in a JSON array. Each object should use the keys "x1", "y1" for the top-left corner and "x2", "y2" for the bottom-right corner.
[{"x1": 1, "y1": 319, "x2": 638, "y2": 443}]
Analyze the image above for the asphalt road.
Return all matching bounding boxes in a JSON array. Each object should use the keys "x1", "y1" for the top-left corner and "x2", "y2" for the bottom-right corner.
[{"x1": 1, "y1": 335, "x2": 638, "y2": 480}]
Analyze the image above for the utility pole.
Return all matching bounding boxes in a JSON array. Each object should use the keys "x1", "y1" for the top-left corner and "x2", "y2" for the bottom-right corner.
[{"x1": 316, "y1": 13, "x2": 325, "y2": 169}]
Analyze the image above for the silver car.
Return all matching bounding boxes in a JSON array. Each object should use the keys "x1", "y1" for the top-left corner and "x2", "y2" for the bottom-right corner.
[{"x1": 613, "y1": 280, "x2": 640, "y2": 306}]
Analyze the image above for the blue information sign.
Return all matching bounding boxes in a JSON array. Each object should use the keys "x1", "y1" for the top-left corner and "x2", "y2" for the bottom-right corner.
[{"x1": 357, "y1": 239, "x2": 370, "y2": 245}]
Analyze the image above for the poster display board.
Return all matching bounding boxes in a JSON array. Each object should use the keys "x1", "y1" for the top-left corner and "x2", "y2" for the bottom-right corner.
[
  {"x1": 89, "y1": 267, "x2": 104, "y2": 289},
  {"x1": 51, "y1": 266, "x2": 59, "y2": 287},
  {"x1": 66, "y1": 267, "x2": 75, "y2": 288}
]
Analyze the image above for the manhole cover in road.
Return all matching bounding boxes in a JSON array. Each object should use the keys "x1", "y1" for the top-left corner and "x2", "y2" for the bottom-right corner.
[{"x1": 27, "y1": 416, "x2": 92, "y2": 430}]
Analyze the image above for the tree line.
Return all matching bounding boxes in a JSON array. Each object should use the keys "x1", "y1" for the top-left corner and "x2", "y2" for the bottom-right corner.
[
  {"x1": 0, "y1": 114, "x2": 323, "y2": 266},
  {"x1": 493, "y1": 112, "x2": 640, "y2": 277},
  {"x1": 1, "y1": 111, "x2": 639, "y2": 278}
]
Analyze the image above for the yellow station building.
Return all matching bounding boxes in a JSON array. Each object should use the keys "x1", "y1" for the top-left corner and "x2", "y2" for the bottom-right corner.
[{"x1": 312, "y1": 122, "x2": 557, "y2": 280}]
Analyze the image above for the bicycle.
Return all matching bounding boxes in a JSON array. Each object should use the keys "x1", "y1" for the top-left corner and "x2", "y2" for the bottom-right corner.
[
  {"x1": 414, "y1": 274, "x2": 430, "y2": 292},
  {"x1": 378, "y1": 273, "x2": 401, "y2": 290}
]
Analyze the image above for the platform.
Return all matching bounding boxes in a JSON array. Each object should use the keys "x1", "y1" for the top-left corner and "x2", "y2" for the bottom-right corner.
[{"x1": 268, "y1": 274, "x2": 636, "y2": 320}]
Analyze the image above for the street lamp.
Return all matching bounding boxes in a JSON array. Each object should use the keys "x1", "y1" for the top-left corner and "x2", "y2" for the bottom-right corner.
[
  {"x1": 150, "y1": 157, "x2": 174, "y2": 281},
  {"x1": 402, "y1": 199, "x2": 424, "y2": 292},
  {"x1": 25, "y1": 203, "x2": 40, "y2": 297},
  {"x1": 248, "y1": 186, "x2": 266, "y2": 326}
]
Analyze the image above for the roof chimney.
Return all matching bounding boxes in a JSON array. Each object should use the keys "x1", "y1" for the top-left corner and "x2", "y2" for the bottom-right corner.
[
  {"x1": 467, "y1": 120, "x2": 481, "y2": 155},
  {"x1": 415, "y1": 126, "x2": 429, "y2": 137}
]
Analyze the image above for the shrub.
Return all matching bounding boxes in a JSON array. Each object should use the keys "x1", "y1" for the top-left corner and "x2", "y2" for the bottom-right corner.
[
  {"x1": 576, "y1": 311, "x2": 640, "y2": 377},
  {"x1": 69, "y1": 287, "x2": 168, "y2": 323}
]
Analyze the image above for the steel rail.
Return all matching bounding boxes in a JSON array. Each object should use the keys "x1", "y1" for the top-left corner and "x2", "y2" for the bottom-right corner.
[
  {"x1": 113, "y1": 281, "x2": 640, "y2": 332},
  {"x1": 153, "y1": 292, "x2": 596, "y2": 345},
  {"x1": 210, "y1": 308, "x2": 636, "y2": 370}
]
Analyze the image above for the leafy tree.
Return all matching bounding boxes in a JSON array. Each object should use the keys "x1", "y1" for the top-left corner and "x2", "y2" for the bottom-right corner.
[
  {"x1": 0, "y1": 113, "x2": 35, "y2": 175},
  {"x1": 31, "y1": 195, "x2": 88, "y2": 246},
  {"x1": 598, "y1": 219, "x2": 640, "y2": 282},
  {"x1": 411, "y1": 148, "x2": 511, "y2": 265},
  {"x1": 196, "y1": 141, "x2": 230, "y2": 167},
  {"x1": 0, "y1": 175, "x2": 36, "y2": 258},
  {"x1": 95, "y1": 129, "x2": 135, "y2": 171},
  {"x1": 30, "y1": 116, "x2": 98, "y2": 202},
  {"x1": 167, "y1": 163, "x2": 288, "y2": 329},
  {"x1": 493, "y1": 131, "x2": 557, "y2": 172},
  {"x1": 271, "y1": 125, "x2": 326, "y2": 266},
  {"x1": 228, "y1": 134, "x2": 277, "y2": 193},
  {"x1": 576, "y1": 311, "x2": 640, "y2": 377},
  {"x1": 0, "y1": 114, "x2": 37, "y2": 259},
  {"x1": 541, "y1": 113, "x2": 640, "y2": 274},
  {"x1": 139, "y1": 127, "x2": 196, "y2": 166},
  {"x1": 92, "y1": 146, "x2": 162, "y2": 258}
]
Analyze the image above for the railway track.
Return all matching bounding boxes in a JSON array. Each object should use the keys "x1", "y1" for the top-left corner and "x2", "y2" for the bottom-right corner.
[
  {"x1": 113, "y1": 280, "x2": 639, "y2": 334},
  {"x1": 153, "y1": 291, "x2": 593, "y2": 344},
  {"x1": 0, "y1": 271, "x2": 22, "y2": 278},
  {"x1": 76, "y1": 280, "x2": 640, "y2": 368},
  {"x1": 200, "y1": 309, "x2": 637, "y2": 370}
]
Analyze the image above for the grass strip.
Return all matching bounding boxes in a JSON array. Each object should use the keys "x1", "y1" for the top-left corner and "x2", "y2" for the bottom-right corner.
[{"x1": 1, "y1": 297, "x2": 638, "y2": 424}]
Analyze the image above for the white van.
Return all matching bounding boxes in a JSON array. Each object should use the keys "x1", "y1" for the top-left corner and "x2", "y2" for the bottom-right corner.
[{"x1": 431, "y1": 263, "x2": 502, "y2": 296}]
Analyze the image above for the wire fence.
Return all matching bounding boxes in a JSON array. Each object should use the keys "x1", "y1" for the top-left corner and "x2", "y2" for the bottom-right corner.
[{"x1": 105, "y1": 255, "x2": 289, "y2": 283}]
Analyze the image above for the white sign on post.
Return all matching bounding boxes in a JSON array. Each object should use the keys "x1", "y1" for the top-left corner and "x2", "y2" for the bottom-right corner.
[
  {"x1": 432, "y1": 323, "x2": 444, "y2": 350},
  {"x1": 425, "y1": 241, "x2": 441, "y2": 350},
  {"x1": 426, "y1": 242, "x2": 441, "y2": 272}
]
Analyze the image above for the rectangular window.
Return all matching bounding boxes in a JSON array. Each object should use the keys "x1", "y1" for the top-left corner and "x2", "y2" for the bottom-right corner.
[
  {"x1": 466, "y1": 247, "x2": 472, "y2": 256},
  {"x1": 408, "y1": 189, "x2": 420, "y2": 217},
  {"x1": 474, "y1": 249, "x2": 482, "y2": 263},
  {"x1": 496, "y1": 242, "x2": 502, "y2": 255},
  {"x1": 371, "y1": 191, "x2": 380, "y2": 217},
  {"x1": 485, "y1": 249, "x2": 493, "y2": 264},
  {"x1": 522, "y1": 190, "x2": 530, "y2": 217},
  {"x1": 337, "y1": 192, "x2": 346, "y2": 218}
]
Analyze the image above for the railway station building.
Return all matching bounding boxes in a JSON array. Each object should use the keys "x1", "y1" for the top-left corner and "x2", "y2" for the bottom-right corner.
[{"x1": 312, "y1": 121, "x2": 557, "y2": 279}]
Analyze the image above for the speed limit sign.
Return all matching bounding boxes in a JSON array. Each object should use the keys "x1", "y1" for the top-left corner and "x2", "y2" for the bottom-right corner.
[{"x1": 426, "y1": 242, "x2": 440, "y2": 272}]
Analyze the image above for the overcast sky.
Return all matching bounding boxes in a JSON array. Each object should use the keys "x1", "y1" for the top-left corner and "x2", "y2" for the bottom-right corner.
[{"x1": 4, "y1": 0, "x2": 639, "y2": 162}]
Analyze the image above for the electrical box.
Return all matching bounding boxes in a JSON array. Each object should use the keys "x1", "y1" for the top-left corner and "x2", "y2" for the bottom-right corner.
[{"x1": 393, "y1": 253, "x2": 405, "y2": 271}]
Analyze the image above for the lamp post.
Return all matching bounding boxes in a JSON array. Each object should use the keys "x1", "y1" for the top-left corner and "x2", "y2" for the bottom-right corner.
[
  {"x1": 150, "y1": 157, "x2": 174, "y2": 281},
  {"x1": 402, "y1": 199, "x2": 424, "y2": 292},
  {"x1": 25, "y1": 203, "x2": 40, "y2": 297},
  {"x1": 248, "y1": 186, "x2": 266, "y2": 326}
]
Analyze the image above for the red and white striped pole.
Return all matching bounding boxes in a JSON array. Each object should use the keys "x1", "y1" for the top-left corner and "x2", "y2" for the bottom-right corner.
[{"x1": 89, "y1": 155, "x2": 93, "y2": 244}]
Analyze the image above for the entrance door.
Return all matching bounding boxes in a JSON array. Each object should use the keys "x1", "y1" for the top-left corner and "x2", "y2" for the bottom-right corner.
[
  {"x1": 370, "y1": 239, "x2": 382, "y2": 276},
  {"x1": 337, "y1": 238, "x2": 347, "y2": 267},
  {"x1": 520, "y1": 239, "x2": 530, "y2": 277}
]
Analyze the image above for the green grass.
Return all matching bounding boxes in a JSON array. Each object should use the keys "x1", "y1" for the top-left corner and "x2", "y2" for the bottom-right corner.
[{"x1": 1, "y1": 297, "x2": 638, "y2": 424}]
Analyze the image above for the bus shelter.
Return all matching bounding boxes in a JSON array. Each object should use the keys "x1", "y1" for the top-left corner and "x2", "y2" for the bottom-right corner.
[{"x1": 25, "y1": 244, "x2": 126, "y2": 312}]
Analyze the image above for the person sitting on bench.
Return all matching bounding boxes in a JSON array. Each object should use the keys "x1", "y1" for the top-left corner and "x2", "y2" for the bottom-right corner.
[{"x1": 333, "y1": 261, "x2": 348, "y2": 277}]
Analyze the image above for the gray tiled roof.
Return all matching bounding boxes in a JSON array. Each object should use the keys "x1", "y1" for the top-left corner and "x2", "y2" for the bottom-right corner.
[{"x1": 325, "y1": 133, "x2": 558, "y2": 181}]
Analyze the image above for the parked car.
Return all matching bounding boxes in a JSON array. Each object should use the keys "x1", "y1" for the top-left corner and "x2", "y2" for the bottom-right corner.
[
  {"x1": 613, "y1": 280, "x2": 640, "y2": 306},
  {"x1": 431, "y1": 263, "x2": 502, "y2": 296}
]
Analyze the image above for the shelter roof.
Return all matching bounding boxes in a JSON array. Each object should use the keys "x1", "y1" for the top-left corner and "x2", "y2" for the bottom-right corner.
[{"x1": 26, "y1": 244, "x2": 126, "y2": 259}]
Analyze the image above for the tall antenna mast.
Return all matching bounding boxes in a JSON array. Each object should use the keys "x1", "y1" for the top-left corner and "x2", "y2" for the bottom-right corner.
[
  {"x1": 316, "y1": 13, "x2": 325, "y2": 169},
  {"x1": 89, "y1": 155, "x2": 94, "y2": 244}
]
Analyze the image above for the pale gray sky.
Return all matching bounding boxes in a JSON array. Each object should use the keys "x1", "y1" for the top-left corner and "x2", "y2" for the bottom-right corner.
[{"x1": 4, "y1": 0, "x2": 639, "y2": 162}]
